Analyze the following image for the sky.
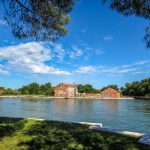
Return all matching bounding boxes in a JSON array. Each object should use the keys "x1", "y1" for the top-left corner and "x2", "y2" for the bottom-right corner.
[{"x1": 0, "y1": 0, "x2": 149, "y2": 89}]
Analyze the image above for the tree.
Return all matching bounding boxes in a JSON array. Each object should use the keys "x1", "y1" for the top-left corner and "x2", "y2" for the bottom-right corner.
[
  {"x1": 40, "y1": 82, "x2": 54, "y2": 96},
  {"x1": 77, "y1": 84, "x2": 99, "y2": 93},
  {"x1": 1, "y1": 0, "x2": 149, "y2": 47},
  {"x1": 18, "y1": 82, "x2": 54, "y2": 95},
  {"x1": 1, "y1": 0, "x2": 77, "y2": 41},
  {"x1": 3, "y1": 88, "x2": 21, "y2": 95},
  {"x1": 19, "y1": 86, "x2": 29, "y2": 94},
  {"x1": 103, "y1": 0, "x2": 150, "y2": 47},
  {"x1": 121, "y1": 78, "x2": 150, "y2": 96},
  {"x1": 28, "y1": 82, "x2": 40, "y2": 95},
  {"x1": 111, "y1": 0, "x2": 150, "y2": 47}
]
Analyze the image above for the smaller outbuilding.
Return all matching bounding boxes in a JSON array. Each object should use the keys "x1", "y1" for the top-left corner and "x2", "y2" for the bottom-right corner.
[{"x1": 100, "y1": 87, "x2": 120, "y2": 99}]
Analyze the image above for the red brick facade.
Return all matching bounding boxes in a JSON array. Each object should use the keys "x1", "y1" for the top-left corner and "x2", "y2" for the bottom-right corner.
[
  {"x1": 54, "y1": 83, "x2": 78, "y2": 97},
  {"x1": 85, "y1": 93, "x2": 101, "y2": 98},
  {"x1": 0, "y1": 87, "x2": 4, "y2": 94},
  {"x1": 100, "y1": 87, "x2": 120, "y2": 99}
]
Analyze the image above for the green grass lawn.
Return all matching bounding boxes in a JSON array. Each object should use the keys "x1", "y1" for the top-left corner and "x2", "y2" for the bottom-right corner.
[{"x1": 0, "y1": 117, "x2": 149, "y2": 150}]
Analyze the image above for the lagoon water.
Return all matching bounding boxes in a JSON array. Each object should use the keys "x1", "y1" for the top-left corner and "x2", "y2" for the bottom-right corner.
[{"x1": 0, "y1": 98, "x2": 150, "y2": 133}]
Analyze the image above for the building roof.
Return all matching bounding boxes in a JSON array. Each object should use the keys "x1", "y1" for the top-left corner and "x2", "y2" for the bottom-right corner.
[
  {"x1": 54, "y1": 83, "x2": 75, "y2": 89},
  {"x1": 101, "y1": 87, "x2": 119, "y2": 94}
]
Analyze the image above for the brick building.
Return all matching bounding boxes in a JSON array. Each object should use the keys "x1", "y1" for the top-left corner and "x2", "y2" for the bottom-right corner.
[
  {"x1": 54, "y1": 83, "x2": 78, "y2": 97},
  {"x1": 100, "y1": 87, "x2": 120, "y2": 99},
  {"x1": 85, "y1": 93, "x2": 101, "y2": 98},
  {"x1": 0, "y1": 87, "x2": 4, "y2": 94}
]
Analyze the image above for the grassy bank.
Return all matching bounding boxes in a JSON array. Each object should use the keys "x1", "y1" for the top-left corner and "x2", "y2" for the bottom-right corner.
[{"x1": 0, "y1": 117, "x2": 149, "y2": 150}]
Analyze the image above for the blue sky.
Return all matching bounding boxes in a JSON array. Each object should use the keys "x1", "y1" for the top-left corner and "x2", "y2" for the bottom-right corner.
[{"x1": 0, "y1": 0, "x2": 149, "y2": 89}]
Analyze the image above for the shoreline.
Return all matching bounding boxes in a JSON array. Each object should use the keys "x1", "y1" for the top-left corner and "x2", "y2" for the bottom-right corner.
[
  {"x1": 0, "y1": 95, "x2": 134, "y2": 100},
  {"x1": 134, "y1": 96, "x2": 150, "y2": 100}
]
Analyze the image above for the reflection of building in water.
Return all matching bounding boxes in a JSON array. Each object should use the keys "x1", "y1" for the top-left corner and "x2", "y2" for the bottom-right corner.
[
  {"x1": 54, "y1": 83, "x2": 79, "y2": 97},
  {"x1": 54, "y1": 99, "x2": 76, "y2": 112},
  {"x1": 102, "y1": 100, "x2": 119, "y2": 118},
  {"x1": 101, "y1": 87, "x2": 120, "y2": 99},
  {"x1": 54, "y1": 99, "x2": 94, "y2": 121}
]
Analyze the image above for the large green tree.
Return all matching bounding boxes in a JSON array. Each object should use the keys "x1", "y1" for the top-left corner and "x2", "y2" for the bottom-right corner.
[
  {"x1": 40, "y1": 82, "x2": 54, "y2": 96},
  {"x1": 1, "y1": 0, "x2": 77, "y2": 41},
  {"x1": 121, "y1": 78, "x2": 150, "y2": 96},
  {"x1": 77, "y1": 84, "x2": 99, "y2": 93},
  {"x1": 1, "y1": 0, "x2": 149, "y2": 47},
  {"x1": 28, "y1": 82, "x2": 40, "y2": 95},
  {"x1": 18, "y1": 82, "x2": 54, "y2": 96}
]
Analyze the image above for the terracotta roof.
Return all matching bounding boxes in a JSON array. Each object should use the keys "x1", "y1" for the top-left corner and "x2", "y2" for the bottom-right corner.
[
  {"x1": 54, "y1": 83, "x2": 75, "y2": 89},
  {"x1": 101, "y1": 87, "x2": 119, "y2": 94}
]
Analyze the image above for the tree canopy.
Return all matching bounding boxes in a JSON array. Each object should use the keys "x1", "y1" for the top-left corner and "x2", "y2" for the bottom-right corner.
[
  {"x1": 1, "y1": 0, "x2": 149, "y2": 47},
  {"x1": 104, "y1": 0, "x2": 150, "y2": 48},
  {"x1": 2, "y1": 82, "x2": 54, "y2": 96},
  {"x1": 77, "y1": 84, "x2": 99, "y2": 93},
  {"x1": 18, "y1": 82, "x2": 54, "y2": 95},
  {"x1": 1, "y1": 0, "x2": 77, "y2": 41},
  {"x1": 120, "y1": 78, "x2": 150, "y2": 96}
]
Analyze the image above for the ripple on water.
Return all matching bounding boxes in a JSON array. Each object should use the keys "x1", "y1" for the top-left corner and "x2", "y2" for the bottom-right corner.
[{"x1": 0, "y1": 98, "x2": 150, "y2": 133}]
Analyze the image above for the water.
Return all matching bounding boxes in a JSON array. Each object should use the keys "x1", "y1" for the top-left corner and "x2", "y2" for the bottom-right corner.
[{"x1": 0, "y1": 98, "x2": 150, "y2": 133}]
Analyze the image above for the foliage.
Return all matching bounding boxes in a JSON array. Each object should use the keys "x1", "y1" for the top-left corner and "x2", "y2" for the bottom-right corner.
[
  {"x1": 121, "y1": 78, "x2": 150, "y2": 96},
  {"x1": 77, "y1": 84, "x2": 100, "y2": 93},
  {"x1": 39, "y1": 82, "x2": 54, "y2": 96},
  {"x1": 1, "y1": 0, "x2": 77, "y2": 41},
  {"x1": 3, "y1": 88, "x2": 21, "y2": 95},
  {"x1": 18, "y1": 82, "x2": 54, "y2": 96},
  {"x1": 0, "y1": 0, "x2": 149, "y2": 47},
  {"x1": 0, "y1": 117, "x2": 149, "y2": 150},
  {"x1": 103, "y1": 0, "x2": 150, "y2": 48}
]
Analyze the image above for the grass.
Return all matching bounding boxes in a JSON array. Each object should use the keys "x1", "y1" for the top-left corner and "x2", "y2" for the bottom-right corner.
[{"x1": 0, "y1": 117, "x2": 149, "y2": 150}]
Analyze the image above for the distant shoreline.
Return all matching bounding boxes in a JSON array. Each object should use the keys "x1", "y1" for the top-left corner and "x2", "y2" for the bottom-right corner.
[
  {"x1": 0, "y1": 95, "x2": 134, "y2": 100},
  {"x1": 134, "y1": 96, "x2": 150, "y2": 100}
]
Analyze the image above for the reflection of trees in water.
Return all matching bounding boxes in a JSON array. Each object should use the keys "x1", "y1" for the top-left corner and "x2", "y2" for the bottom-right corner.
[
  {"x1": 76, "y1": 99, "x2": 93, "y2": 111},
  {"x1": 54, "y1": 99, "x2": 77, "y2": 114},
  {"x1": 102, "y1": 100, "x2": 119, "y2": 117},
  {"x1": 54, "y1": 99, "x2": 94, "y2": 121}
]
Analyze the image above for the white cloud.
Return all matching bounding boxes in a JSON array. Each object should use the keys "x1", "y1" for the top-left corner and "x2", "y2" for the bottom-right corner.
[
  {"x1": 76, "y1": 60, "x2": 149, "y2": 75},
  {"x1": 51, "y1": 43, "x2": 65, "y2": 61},
  {"x1": 0, "y1": 42, "x2": 70, "y2": 75},
  {"x1": 134, "y1": 60, "x2": 149, "y2": 65},
  {"x1": 121, "y1": 60, "x2": 149, "y2": 68},
  {"x1": 0, "y1": 19, "x2": 8, "y2": 26},
  {"x1": 0, "y1": 64, "x2": 9, "y2": 75},
  {"x1": 95, "y1": 48, "x2": 104, "y2": 55},
  {"x1": 81, "y1": 29, "x2": 86, "y2": 33},
  {"x1": 76, "y1": 66, "x2": 96, "y2": 73},
  {"x1": 69, "y1": 45, "x2": 83, "y2": 58},
  {"x1": 103, "y1": 35, "x2": 113, "y2": 41},
  {"x1": 98, "y1": 66, "x2": 137, "y2": 74}
]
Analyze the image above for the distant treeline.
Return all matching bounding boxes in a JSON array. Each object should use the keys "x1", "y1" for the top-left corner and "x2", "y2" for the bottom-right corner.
[
  {"x1": 77, "y1": 84, "x2": 119, "y2": 94},
  {"x1": 1, "y1": 83, "x2": 119, "y2": 96},
  {"x1": 1, "y1": 78, "x2": 150, "y2": 97},
  {"x1": 2, "y1": 82, "x2": 54, "y2": 96},
  {"x1": 120, "y1": 78, "x2": 150, "y2": 97}
]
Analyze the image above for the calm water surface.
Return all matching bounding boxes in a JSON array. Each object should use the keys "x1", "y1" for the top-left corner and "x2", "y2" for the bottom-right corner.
[{"x1": 0, "y1": 98, "x2": 150, "y2": 133}]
